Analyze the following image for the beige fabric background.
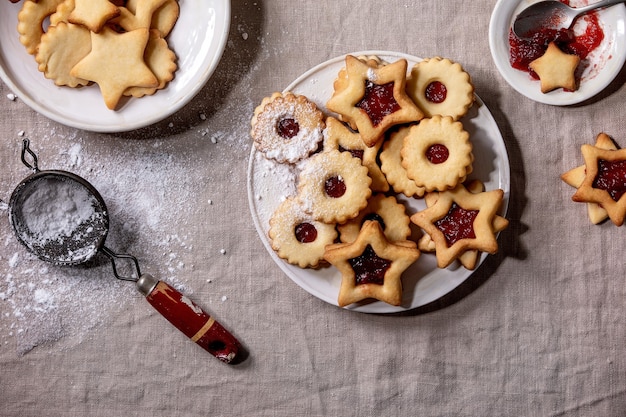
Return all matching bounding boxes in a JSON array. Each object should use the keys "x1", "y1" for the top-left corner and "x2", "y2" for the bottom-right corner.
[{"x1": 2, "y1": 0, "x2": 626, "y2": 416}]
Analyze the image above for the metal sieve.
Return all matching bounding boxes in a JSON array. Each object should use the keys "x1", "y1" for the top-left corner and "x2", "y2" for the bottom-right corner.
[{"x1": 5, "y1": 139, "x2": 244, "y2": 364}]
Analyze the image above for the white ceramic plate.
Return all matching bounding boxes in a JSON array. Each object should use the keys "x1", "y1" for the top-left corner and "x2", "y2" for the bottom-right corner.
[
  {"x1": 247, "y1": 51, "x2": 511, "y2": 314},
  {"x1": 0, "y1": 0, "x2": 230, "y2": 132},
  {"x1": 489, "y1": 0, "x2": 626, "y2": 105}
]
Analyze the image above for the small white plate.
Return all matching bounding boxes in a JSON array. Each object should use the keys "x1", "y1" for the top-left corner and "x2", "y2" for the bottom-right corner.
[
  {"x1": 489, "y1": 0, "x2": 626, "y2": 105},
  {"x1": 0, "y1": 0, "x2": 230, "y2": 132},
  {"x1": 247, "y1": 51, "x2": 511, "y2": 314}
]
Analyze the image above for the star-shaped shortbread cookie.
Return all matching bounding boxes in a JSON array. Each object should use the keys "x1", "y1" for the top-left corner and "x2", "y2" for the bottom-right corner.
[
  {"x1": 71, "y1": 27, "x2": 158, "y2": 110},
  {"x1": 324, "y1": 220, "x2": 420, "y2": 307},
  {"x1": 561, "y1": 133, "x2": 616, "y2": 224},
  {"x1": 529, "y1": 42, "x2": 580, "y2": 93},
  {"x1": 326, "y1": 55, "x2": 424, "y2": 147},
  {"x1": 567, "y1": 133, "x2": 626, "y2": 226},
  {"x1": 411, "y1": 183, "x2": 506, "y2": 269},
  {"x1": 69, "y1": 0, "x2": 120, "y2": 32}
]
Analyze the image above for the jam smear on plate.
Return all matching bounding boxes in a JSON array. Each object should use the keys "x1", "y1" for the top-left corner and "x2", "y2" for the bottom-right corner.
[
  {"x1": 349, "y1": 244, "x2": 392, "y2": 286},
  {"x1": 295, "y1": 222, "x2": 318, "y2": 243},
  {"x1": 356, "y1": 80, "x2": 401, "y2": 126},
  {"x1": 434, "y1": 202, "x2": 479, "y2": 247},
  {"x1": 508, "y1": 0, "x2": 604, "y2": 79},
  {"x1": 593, "y1": 159, "x2": 626, "y2": 202}
]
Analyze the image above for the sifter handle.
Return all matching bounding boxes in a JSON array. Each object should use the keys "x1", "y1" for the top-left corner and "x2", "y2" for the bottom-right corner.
[{"x1": 136, "y1": 274, "x2": 242, "y2": 364}]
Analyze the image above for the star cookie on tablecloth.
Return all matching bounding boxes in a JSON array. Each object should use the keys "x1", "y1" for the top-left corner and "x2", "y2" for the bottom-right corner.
[
  {"x1": 326, "y1": 55, "x2": 424, "y2": 147},
  {"x1": 529, "y1": 41, "x2": 580, "y2": 93},
  {"x1": 566, "y1": 133, "x2": 626, "y2": 226},
  {"x1": 71, "y1": 27, "x2": 158, "y2": 110},
  {"x1": 561, "y1": 133, "x2": 617, "y2": 224},
  {"x1": 324, "y1": 220, "x2": 420, "y2": 307},
  {"x1": 411, "y1": 182, "x2": 507, "y2": 269}
]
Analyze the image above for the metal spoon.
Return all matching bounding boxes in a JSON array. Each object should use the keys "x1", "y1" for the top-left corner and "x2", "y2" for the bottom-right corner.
[{"x1": 513, "y1": 0, "x2": 624, "y2": 39}]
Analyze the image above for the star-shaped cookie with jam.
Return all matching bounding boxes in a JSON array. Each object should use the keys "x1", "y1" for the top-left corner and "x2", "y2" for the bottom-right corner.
[
  {"x1": 411, "y1": 183, "x2": 507, "y2": 269},
  {"x1": 561, "y1": 133, "x2": 616, "y2": 224},
  {"x1": 566, "y1": 133, "x2": 626, "y2": 226},
  {"x1": 326, "y1": 55, "x2": 424, "y2": 148},
  {"x1": 416, "y1": 180, "x2": 509, "y2": 270},
  {"x1": 324, "y1": 220, "x2": 420, "y2": 307}
]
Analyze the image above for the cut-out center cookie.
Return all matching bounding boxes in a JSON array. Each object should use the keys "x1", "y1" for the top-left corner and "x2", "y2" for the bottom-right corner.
[
  {"x1": 434, "y1": 202, "x2": 479, "y2": 247},
  {"x1": 355, "y1": 80, "x2": 400, "y2": 127},
  {"x1": 593, "y1": 159, "x2": 626, "y2": 202}
]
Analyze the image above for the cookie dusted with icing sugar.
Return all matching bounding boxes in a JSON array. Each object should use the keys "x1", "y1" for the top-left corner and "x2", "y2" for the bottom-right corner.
[
  {"x1": 326, "y1": 55, "x2": 424, "y2": 148},
  {"x1": 567, "y1": 134, "x2": 626, "y2": 226},
  {"x1": 296, "y1": 150, "x2": 372, "y2": 224},
  {"x1": 406, "y1": 57, "x2": 474, "y2": 121},
  {"x1": 401, "y1": 115, "x2": 473, "y2": 192},
  {"x1": 268, "y1": 197, "x2": 338, "y2": 268},
  {"x1": 324, "y1": 220, "x2": 420, "y2": 307},
  {"x1": 251, "y1": 92, "x2": 325, "y2": 164}
]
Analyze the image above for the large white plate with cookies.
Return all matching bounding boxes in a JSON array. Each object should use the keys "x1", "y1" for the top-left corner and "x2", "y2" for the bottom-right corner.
[
  {"x1": 247, "y1": 51, "x2": 510, "y2": 314},
  {"x1": 0, "y1": 0, "x2": 230, "y2": 132},
  {"x1": 489, "y1": 0, "x2": 626, "y2": 106}
]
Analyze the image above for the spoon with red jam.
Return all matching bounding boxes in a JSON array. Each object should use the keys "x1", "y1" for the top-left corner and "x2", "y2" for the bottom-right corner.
[{"x1": 513, "y1": 0, "x2": 624, "y2": 40}]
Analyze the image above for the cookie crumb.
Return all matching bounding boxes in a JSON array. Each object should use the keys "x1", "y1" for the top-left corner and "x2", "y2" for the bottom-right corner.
[
  {"x1": 221, "y1": 295, "x2": 227, "y2": 302},
  {"x1": 7, "y1": 93, "x2": 16, "y2": 101},
  {"x1": 220, "y1": 248, "x2": 226, "y2": 255}
]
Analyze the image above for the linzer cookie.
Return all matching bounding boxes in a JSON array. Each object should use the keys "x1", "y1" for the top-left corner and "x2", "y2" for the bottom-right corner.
[
  {"x1": 251, "y1": 92, "x2": 325, "y2": 164},
  {"x1": 268, "y1": 197, "x2": 338, "y2": 268},
  {"x1": 406, "y1": 57, "x2": 474, "y2": 120},
  {"x1": 324, "y1": 220, "x2": 420, "y2": 307},
  {"x1": 379, "y1": 126, "x2": 426, "y2": 198},
  {"x1": 296, "y1": 150, "x2": 372, "y2": 224},
  {"x1": 401, "y1": 115, "x2": 473, "y2": 192},
  {"x1": 326, "y1": 55, "x2": 424, "y2": 147},
  {"x1": 563, "y1": 133, "x2": 626, "y2": 226},
  {"x1": 411, "y1": 183, "x2": 507, "y2": 269}
]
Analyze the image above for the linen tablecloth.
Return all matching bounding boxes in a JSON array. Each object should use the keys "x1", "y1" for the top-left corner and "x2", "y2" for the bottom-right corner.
[{"x1": 2, "y1": 1, "x2": 626, "y2": 416}]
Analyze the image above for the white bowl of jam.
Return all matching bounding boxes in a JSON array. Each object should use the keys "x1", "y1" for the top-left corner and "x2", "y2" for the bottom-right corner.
[{"x1": 489, "y1": 0, "x2": 626, "y2": 105}]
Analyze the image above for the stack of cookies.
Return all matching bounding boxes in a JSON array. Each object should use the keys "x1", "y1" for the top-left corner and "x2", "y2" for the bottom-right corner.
[{"x1": 17, "y1": 0, "x2": 179, "y2": 109}]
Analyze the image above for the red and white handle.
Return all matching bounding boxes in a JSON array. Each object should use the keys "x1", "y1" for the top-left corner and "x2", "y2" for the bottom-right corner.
[{"x1": 137, "y1": 274, "x2": 242, "y2": 364}]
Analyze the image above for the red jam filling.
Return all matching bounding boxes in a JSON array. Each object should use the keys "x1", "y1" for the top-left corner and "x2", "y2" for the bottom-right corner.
[
  {"x1": 508, "y1": 1, "x2": 604, "y2": 80},
  {"x1": 338, "y1": 145, "x2": 364, "y2": 160},
  {"x1": 593, "y1": 159, "x2": 626, "y2": 202},
  {"x1": 325, "y1": 175, "x2": 346, "y2": 198},
  {"x1": 356, "y1": 80, "x2": 401, "y2": 127},
  {"x1": 362, "y1": 213, "x2": 386, "y2": 231},
  {"x1": 434, "y1": 202, "x2": 479, "y2": 247},
  {"x1": 277, "y1": 118, "x2": 299, "y2": 139},
  {"x1": 425, "y1": 81, "x2": 447, "y2": 103},
  {"x1": 295, "y1": 222, "x2": 317, "y2": 243},
  {"x1": 426, "y1": 144, "x2": 449, "y2": 164},
  {"x1": 349, "y1": 244, "x2": 391, "y2": 286}
]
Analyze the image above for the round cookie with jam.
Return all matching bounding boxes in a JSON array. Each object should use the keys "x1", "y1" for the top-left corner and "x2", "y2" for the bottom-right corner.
[
  {"x1": 297, "y1": 150, "x2": 372, "y2": 224},
  {"x1": 268, "y1": 197, "x2": 338, "y2": 268},
  {"x1": 406, "y1": 57, "x2": 474, "y2": 121},
  {"x1": 401, "y1": 115, "x2": 473, "y2": 192},
  {"x1": 251, "y1": 92, "x2": 325, "y2": 164}
]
